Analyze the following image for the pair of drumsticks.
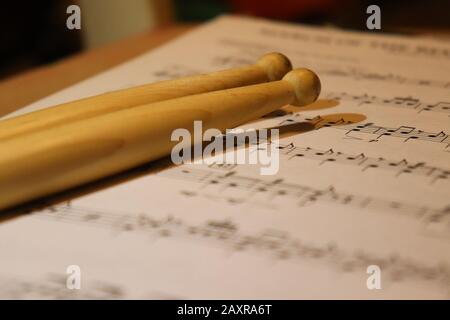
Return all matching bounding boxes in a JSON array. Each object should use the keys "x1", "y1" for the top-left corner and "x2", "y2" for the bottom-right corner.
[{"x1": 0, "y1": 52, "x2": 321, "y2": 210}]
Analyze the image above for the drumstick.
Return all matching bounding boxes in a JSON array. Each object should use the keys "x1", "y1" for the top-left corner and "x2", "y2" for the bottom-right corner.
[
  {"x1": 0, "y1": 68, "x2": 320, "y2": 210},
  {"x1": 0, "y1": 52, "x2": 292, "y2": 141}
]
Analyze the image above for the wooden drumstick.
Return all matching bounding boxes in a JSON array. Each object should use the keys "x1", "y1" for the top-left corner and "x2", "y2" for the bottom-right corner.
[
  {"x1": 0, "y1": 68, "x2": 320, "y2": 210},
  {"x1": 0, "y1": 53, "x2": 292, "y2": 141}
]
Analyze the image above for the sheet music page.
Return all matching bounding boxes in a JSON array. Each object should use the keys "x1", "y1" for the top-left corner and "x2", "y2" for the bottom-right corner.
[{"x1": 1, "y1": 15, "x2": 449, "y2": 299}]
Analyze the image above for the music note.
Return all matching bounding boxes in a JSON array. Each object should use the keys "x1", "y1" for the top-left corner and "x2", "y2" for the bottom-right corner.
[{"x1": 324, "y1": 91, "x2": 450, "y2": 115}]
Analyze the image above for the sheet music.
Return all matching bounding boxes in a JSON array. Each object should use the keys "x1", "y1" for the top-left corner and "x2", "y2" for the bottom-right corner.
[{"x1": 1, "y1": 15, "x2": 449, "y2": 299}]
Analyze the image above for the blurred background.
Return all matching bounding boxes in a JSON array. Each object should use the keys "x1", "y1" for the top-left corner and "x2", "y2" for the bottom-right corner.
[{"x1": 1, "y1": 0, "x2": 449, "y2": 81}]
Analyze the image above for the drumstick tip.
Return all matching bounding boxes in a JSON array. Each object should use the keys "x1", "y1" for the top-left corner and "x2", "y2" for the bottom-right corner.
[
  {"x1": 283, "y1": 68, "x2": 321, "y2": 106},
  {"x1": 256, "y1": 52, "x2": 293, "y2": 81}
]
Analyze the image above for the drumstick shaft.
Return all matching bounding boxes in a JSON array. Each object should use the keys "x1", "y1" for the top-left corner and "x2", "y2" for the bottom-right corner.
[
  {"x1": 0, "y1": 68, "x2": 320, "y2": 210},
  {"x1": 0, "y1": 53, "x2": 291, "y2": 141}
]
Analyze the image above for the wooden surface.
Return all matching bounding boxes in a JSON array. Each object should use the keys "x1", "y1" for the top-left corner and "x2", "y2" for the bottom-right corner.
[{"x1": 0, "y1": 24, "x2": 194, "y2": 118}]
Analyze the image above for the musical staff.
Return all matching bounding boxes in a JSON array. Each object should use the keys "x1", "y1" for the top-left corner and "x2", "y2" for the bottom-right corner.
[
  {"x1": 0, "y1": 273, "x2": 124, "y2": 299},
  {"x1": 257, "y1": 142, "x2": 449, "y2": 184},
  {"x1": 209, "y1": 128, "x2": 450, "y2": 182},
  {"x1": 320, "y1": 67, "x2": 450, "y2": 90},
  {"x1": 34, "y1": 204, "x2": 450, "y2": 294},
  {"x1": 325, "y1": 91, "x2": 450, "y2": 116},
  {"x1": 259, "y1": 27, "x2": 450, "y2": 60},
  {"x1": 340, "y1": 123, "x2": 449, "y2": 145},
  {"x1": 159, "y1": 168, "x2": 450, "y2": 233},
  {"x1": 151, "y1": 65, "x2": 201, "y2": 81},
  {"x1": 278, "y1": 115, "x2": 450, "y2": 148},
  {"x1": 211, "y1": 53, "x2": 450, "y2": 90}
]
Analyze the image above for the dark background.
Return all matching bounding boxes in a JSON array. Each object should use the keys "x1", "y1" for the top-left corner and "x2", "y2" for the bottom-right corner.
[{"x1": 1, "y1": 0, "x2": 449, "y2": 81}]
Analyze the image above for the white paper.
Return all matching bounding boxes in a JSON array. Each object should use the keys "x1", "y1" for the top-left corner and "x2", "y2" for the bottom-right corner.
[{"x1": 1, "y1": 15, "x2": 449, "y2": 299}]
